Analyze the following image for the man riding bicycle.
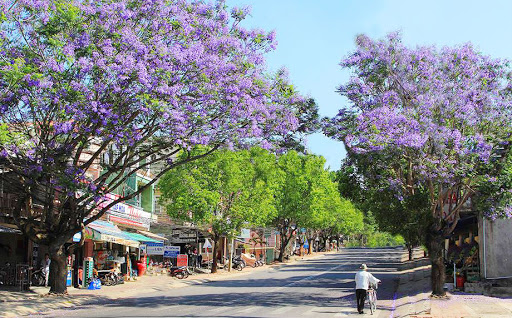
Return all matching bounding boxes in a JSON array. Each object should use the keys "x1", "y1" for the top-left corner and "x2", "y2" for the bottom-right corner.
[{"x1": 355, "y1": 263, "x2": 381, "y2": 314}]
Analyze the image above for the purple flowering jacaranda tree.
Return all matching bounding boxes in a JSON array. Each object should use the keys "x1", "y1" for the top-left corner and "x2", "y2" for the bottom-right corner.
[
  {"x1": 0, "y1": 0, "x2": 303, "y2": 294},
  {"x1": 324, "y1": 33, "x2": 512, "y2": 295}
]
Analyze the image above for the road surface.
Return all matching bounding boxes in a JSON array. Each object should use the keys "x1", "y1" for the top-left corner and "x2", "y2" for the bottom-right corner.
[{"x1": 35, "y1": 248, "x2": 405, "y2": 318}]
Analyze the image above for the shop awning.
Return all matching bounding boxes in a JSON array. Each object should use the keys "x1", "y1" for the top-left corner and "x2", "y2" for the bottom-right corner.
[
  {"x1": 0, "y1": 224, "x2": 22, "y2": 234},
  {"x1": 87, "y1": 220, "x2": 139, "y2": 248},
  {"x1": 124, "y1": 232, "x2": 161, "y2": 243},
  {"x1": 137, "y1": 230, "x2": 168, "y2": 242}
]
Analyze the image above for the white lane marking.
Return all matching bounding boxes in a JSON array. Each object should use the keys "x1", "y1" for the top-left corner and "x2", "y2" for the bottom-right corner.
[
  {"x1": 269, "y1": 264, "x2": 346, "y2": 292},
  {"x1": 273, "y1": 306, "x2": 295, "y2": 314},
  {"x1": 238, "y1": 306, "x2": 260, "y2": 313},
  {"x1": 202, "y1": 306, "x2": 227, "y2": 314}
]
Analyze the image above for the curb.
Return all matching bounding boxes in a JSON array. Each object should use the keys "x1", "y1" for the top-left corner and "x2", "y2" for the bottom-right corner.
[{"x1": 394, "y1": 261, "x2": 433, "y2": 317}]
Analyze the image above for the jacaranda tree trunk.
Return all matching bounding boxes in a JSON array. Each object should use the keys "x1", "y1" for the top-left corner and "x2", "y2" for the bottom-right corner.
[
  {"x1": 48, "y1": 241, "x2": 69, "y2": 294},
  {"x1": 427, "y1": 222, "x2": 446, "y2": 296}
]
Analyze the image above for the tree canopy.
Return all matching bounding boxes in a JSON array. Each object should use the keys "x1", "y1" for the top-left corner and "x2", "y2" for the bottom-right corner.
[
  {"x1": 324, "y1": 33, "x2": 512, "y2": 295},
  {"x1": 160, "y1": 148, "x2": 362, "y2": 262},
  {"x1": 0, "y1": 0, "x2": 303, "y2": 293},
  {"x1": 158, "y1": 148, "x2": 279, "y2": 272}
]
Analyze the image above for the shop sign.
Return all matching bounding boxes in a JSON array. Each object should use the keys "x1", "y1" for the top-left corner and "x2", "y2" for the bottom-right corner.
[
  {"x1": 146, "y1": 242, "x2": 165, "y2": 255},
  {"x1": 263, "y1": 229, "x2": 272, "y2": 237},
  {"x1": 171, "y1": 229, "x2": 197, "y2": 239},
  {"x1": 99, "y1": 193, "x2": 152, "y2": 229},
  {"x1": 163, "y1": 246, "x2": 180, "y2": 258},
  {"x1": 177, "y1": 254, "x2": 188, "y2": 267},
  {"x1": 108, "y1": 213, "x2": 150, "y2": 230},
  {"x1": 169, "y1": 237, "x2": 196, "y2": 243}
]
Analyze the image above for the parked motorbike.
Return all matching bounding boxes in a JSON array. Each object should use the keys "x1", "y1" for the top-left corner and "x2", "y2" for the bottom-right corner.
[
  {"x1": 231, "y1": 255, "x2": 245, "y2": 271},
  {"x1": 169, "y1": 266, "x2": 189, "y2": 279},
  {"x1": 255, "y1": 256, "x2": 265, "y2": 267},
  {"x1": 31, "y1": 268, "x2": 46, "y2": 286},
  {"x1": 99, "y1": 271, "x2": 123, "y2": 286}
]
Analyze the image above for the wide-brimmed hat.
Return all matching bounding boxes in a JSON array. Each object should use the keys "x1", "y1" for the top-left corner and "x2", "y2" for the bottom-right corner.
[{"x1": 359, "y1": 263, "x2": 368, "y2": 270}]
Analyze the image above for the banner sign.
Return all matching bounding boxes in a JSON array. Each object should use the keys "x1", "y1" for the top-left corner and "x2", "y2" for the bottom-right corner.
[
  {"x1": 147, "y1": 245, "x2": 164, "y2": 255},
  {"x1": 163, "y1": 246, "x2": 180, "y2": 258},
  {"x1": 99, "y1": 193, "x2": 152, "y2": 230},
  {"x1": 177, "y1": 254, "x2": 188, "y2": 267}
]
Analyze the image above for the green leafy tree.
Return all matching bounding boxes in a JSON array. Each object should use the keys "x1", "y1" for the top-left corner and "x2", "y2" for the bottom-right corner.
[
  {"x1": 158, "y1": 148, "x2": 278, "y2": 272},
  {"x1": 335, "y1": 159, "x2": 429, "y2": 259},
  {"x1": 272, "y1": 152, "x2": 345, "y2": 261},
  {"x1": 303, "y1": 173, "x2": 364, "y2": 253}
]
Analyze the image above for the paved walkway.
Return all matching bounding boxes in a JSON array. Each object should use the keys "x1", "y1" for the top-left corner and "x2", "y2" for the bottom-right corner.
[{"x1": 389, "y1": 262, "x2": 512, "y2": 318}]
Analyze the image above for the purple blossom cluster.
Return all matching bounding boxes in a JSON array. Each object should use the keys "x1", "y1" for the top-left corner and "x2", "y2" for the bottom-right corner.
[
  {"x1": 0, "y1": 0, "x2": 302, "y2": 205},
  {"x1": 324, "y1": 33, "x2": 512, "y2": 218}
]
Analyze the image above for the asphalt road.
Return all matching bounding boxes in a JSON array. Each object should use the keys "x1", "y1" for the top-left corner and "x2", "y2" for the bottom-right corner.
[{"x1": 36, "y1": 248, "x2": 405, "y2": 318}]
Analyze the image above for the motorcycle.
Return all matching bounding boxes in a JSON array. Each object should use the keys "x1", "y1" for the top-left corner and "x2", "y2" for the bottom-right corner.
[
  {"x1": 232, "y1": 255, "x2": 245, "y2": 271},
  {"x1": 31, "y1": 268, "x2": 46, "y2": 286},
  {"x1": 99, "y1": 270, "x2": 123, "y2": 286},
  {"x1": 169, "y1": 266, "x2": 189, "y2": 279},
  {"x1": 255, "y1": 256, "x2": 265, "y2": 267}
]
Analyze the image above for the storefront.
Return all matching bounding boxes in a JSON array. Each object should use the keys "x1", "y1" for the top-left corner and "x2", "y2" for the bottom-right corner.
[
  {"x1": 84, "y1": 220, "x2": 140, "y2": 280},
  {"x1": 445, "y1": 214, "x2": 480, "y2": 288}
]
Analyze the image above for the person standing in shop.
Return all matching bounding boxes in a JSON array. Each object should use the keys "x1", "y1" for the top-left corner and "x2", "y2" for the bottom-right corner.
[{"x1": 41, "y1": 253, "x2": 51, "y2": 287}]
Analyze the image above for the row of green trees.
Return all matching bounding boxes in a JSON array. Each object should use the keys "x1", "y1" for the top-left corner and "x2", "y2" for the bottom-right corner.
[{"x1": 158, "y1": 148, "x2": 364, "y2": 272}]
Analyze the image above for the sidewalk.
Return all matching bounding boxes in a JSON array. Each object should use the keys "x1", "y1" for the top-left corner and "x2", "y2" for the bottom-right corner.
[
  {"x1": 0, "y1": 250, "x2": 334, "y2": 317},
  {"x1": 389, "y1": 261, "x2": 512, "y2": 318},
  {"x1": 390, "y1": 264, "x2": 432, "y2": 318}
]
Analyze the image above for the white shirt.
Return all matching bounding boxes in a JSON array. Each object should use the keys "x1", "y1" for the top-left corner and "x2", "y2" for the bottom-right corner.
[{"x1": 355, "y1": 270, "x2": 380, "y2": 290}]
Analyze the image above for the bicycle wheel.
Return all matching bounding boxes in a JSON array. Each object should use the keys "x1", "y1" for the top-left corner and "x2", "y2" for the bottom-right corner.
[
  {"x1": 372, "y1": 291, "x2": 377, "y2": 313},
  {"x1": 368, "y1": 290, "x2": 376, "y2": 315}
]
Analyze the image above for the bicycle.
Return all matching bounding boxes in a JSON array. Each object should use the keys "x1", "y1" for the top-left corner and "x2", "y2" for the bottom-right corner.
[{"x1": 367, "y1": 283, "x2": 378, "y2": 315}]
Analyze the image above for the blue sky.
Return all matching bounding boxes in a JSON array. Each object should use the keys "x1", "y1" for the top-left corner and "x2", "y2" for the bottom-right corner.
[{"x1": 226, "y1": 0, "x2": 512, "y2": 170}]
